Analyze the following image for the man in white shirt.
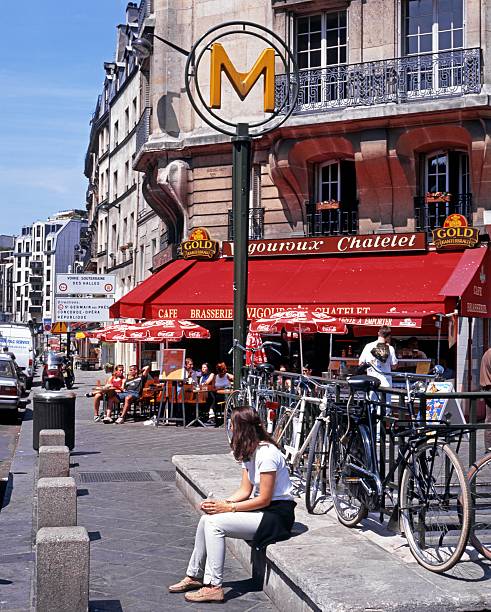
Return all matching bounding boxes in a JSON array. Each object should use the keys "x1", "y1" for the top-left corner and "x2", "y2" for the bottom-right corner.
[{"x1": 359, "y1": 325, "x2": 398, "y2": 388}]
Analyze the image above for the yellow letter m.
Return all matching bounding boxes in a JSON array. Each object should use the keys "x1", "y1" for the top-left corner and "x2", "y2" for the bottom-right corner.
[{"x1": 209, "y1": 43, "x2": 276, "y2": 113}]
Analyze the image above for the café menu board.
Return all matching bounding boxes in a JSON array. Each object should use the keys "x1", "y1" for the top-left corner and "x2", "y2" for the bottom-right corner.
[
  {"x1": 160, "y1": 349, "x2": 186, "y2": 381},
  {"x1": 222, "y1": 233, "x2": 427, "y2": 258}
]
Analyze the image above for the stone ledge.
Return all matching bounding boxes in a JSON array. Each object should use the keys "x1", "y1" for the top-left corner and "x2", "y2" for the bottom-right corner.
[{"x1": 172, "y1": 453, "x2": 491, "y2": 612}]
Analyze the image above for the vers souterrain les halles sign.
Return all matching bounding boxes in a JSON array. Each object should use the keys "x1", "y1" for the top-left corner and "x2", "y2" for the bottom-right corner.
[{"x1": 222, "y1": 232, "x2": 427, "y2": 258}]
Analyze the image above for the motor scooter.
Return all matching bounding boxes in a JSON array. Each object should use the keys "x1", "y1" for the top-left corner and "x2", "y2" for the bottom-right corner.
[
  {"x1": 61, "y1": 357, "x2": 75, "y2": 390},
  {"x1": 42, "y1": 353, "x2": 65, "y2": 391}
]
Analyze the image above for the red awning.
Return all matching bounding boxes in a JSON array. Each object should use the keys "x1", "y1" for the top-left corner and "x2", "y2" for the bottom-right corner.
[{"x1": 110, "y1": 248, "x2": 489, "y2": 322}]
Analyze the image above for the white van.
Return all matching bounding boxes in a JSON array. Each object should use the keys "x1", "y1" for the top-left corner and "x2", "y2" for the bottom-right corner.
[{"x1": 0, "y1": 324, "x2": 35, "y2": 388}]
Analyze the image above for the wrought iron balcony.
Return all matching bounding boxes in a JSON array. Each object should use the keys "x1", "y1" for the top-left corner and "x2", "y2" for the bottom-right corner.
[
  {"x1": 276, "y1": 48, "x2": 482, "y2": 115},
  {"x1": 414, "y1": 193, "x2": 472, "y2": 236},
  {"x1": 307, "y1": 207, "x2": 358, "y2": 237},
  {"x1": 228, "y1": 208, "x2": 265, "y2": 241}
]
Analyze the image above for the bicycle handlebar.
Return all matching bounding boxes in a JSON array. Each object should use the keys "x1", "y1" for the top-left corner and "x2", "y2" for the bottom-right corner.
[{"x1": 228, "y1": 339, "x2": 282, "y2": 355}]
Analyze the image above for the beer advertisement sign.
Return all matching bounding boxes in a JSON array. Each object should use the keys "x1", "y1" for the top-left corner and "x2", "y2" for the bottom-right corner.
[
  {"x1": 432, "y1": 214, "x2": 479, "y2": 250},
  {"x1": 181, "y1": 228, "x2": 219, "y2": 260}
]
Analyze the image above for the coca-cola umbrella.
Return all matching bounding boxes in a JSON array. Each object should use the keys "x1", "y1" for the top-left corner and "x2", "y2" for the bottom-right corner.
[
  {"x1": 123, "y1": 320, "x2": 211, "y2": 342},
  {"x1": 78, "y1": 323, "x2": 139, "y2": 341},
  {"x1": 250, "y1": 308, "x2": 347, "y2": 371}
]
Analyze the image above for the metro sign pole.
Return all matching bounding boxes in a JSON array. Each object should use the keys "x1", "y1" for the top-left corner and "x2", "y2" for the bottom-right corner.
[{"x1": 136, "y1": 24, "x2": 297, "y2": 386}]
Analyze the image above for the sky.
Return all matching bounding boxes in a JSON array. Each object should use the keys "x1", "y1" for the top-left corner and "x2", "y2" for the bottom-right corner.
[{"x1": 0, "y1": 1, "x2": 130, "y2": 236}]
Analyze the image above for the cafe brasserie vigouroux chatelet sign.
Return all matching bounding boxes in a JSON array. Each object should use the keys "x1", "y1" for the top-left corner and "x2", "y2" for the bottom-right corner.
[
  {"x1": 432, "y1": 214, "x2": 479, "y2": 250},
  {"x1": 181, "y1": 228, "x2": 219, "y2": 260}
]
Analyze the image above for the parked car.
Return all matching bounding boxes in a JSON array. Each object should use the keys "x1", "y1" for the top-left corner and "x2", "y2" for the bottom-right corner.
[{"x1": 0, "y1": 354, "x2": 21, "y2": 420}]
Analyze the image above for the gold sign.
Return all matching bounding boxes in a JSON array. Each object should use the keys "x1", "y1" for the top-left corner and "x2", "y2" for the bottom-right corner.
[
  {"x1": 432, "y1": 214, "x2": 479, "y2": 250},
  {"x1": 181, "y1": 228, "x2": 219, "y2": 260},
  {"x1": 209, "y1": 43, "x2": 276, "y2": 113}
]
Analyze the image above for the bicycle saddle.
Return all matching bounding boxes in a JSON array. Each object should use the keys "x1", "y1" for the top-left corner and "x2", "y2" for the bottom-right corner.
[
  {"x1": 256, "y1": 363, "x2": 275, "y2": 375},
  {"x1": 347, "y1": 375, "x2": 381, "y2": 393}
]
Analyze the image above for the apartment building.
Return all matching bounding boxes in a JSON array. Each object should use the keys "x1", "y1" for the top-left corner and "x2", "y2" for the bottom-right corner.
[
  {"x1": 0, "y1": 236, "x2": 15, "y2": 322},
  {"x1": 12, "y1": 211, "x2": 88, "y2": 323},
  {"x1": 85, "y1": 2, "x2": 164, "y2": 303},
  {"x1": 109, "y1": 0, "x2": 491, "y2": 389}
]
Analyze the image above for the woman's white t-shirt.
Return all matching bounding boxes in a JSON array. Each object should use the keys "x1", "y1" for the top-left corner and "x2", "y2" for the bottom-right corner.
[{"x1": 242, "y1": 443, "x2": 293, "y2": 501}]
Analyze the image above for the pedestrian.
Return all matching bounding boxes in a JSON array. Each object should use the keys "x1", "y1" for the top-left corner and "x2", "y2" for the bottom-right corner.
[
  {"x1": 480, "y1": 347, "x2": 491, "y2": 451},
  {"x1": 358, "y1": 325, "x2": 398, "y2": 388},
  {"x1": 168, "y1": 405, "x2": 296, "y2": 603}
]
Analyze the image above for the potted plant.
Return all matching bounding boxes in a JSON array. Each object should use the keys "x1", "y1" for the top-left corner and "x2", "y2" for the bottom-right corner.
[
  {"x1": 425, "y1": 191, "x2": 451, "y2": 204},
  {"x1": 316, "y1": 199, "x2": 341, "y2": 211}
]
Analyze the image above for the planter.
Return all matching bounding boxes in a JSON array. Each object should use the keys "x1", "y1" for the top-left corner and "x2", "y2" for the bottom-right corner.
[
  {"x1": 316, "y1": 200, "x2": 340, "y2": 211},
  {"x1": 425, "y1": 192, "x2": 451, "y2": 204}
]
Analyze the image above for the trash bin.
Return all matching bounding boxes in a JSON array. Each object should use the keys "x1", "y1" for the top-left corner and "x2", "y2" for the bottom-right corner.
[{"x1": 33, "y1": 391, "x2": 76, "y2": 451}]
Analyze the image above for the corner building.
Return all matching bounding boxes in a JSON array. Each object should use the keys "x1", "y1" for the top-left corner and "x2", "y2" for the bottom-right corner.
[{"x1": 115, "y1": 0, "x2": 491, "y2": 390}]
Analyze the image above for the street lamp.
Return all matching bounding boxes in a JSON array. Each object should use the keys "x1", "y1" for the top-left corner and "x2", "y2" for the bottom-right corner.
[{"x1": 132, "y1": 34, "x2": 189, "y2": 60}]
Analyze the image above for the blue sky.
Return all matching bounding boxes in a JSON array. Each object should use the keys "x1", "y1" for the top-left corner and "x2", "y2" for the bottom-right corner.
[{"x1": 0, "y1": 1, "x2": 129, "y2": 235}]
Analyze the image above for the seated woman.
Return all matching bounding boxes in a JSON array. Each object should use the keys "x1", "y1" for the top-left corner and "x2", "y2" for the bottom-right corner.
[
  {"x1": 168, "y1": 406, "x2": 296, "y2": 603},
  {"x1": 93, "y1": 365, "x2": 124, "y2": 423},
  {"x1": 198, "y1": 362, "x2": 214, "y2": 388},
  {"x1": 214, "y1": 362, "x2": 233, "y2": 390}
]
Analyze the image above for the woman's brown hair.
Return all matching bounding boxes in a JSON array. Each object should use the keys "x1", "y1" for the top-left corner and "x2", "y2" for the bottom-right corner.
[{"x1": 230, "y1": 406, "x2": 278, "y2": 462}]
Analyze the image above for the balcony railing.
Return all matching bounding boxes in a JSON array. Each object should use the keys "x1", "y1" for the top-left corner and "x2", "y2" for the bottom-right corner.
[
  {"x1": 307, "y1": 208, "x2": 358, "y2": 237},
  {"x1": 276, "y1": 48, "x2": 481, "y2": 115},
  {"x1": 228, "y1": 208, "x2": 265, "y2": 241},
  {"x1": 415, "y1": 193, "x2": 472, "y2": 236}
]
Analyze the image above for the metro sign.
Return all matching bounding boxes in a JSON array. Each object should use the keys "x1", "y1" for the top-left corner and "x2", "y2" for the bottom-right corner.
[{"x1": 209, "y1": 43, "x2": 275, "y2": 113}]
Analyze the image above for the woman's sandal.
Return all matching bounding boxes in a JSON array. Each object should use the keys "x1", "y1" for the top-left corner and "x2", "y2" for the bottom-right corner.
[{"x1": 168, "y1": 576, "x2": 203, "y2": 593}]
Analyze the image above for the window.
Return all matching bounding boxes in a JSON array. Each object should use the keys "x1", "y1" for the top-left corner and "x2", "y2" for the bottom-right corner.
[
  {"x1": 36, "y1": 225, "x2": 41, "y2": 237},
  {"x1": 24, "y1": 271, "x2": 28, "y2": 282},
  {"x1": 296, "y1": 12, "x2": 347, "y2": 106},
  {"x1": 132, "y1": 97, "x2": 138, "y2": 125},
  {"x1": 46, "y1": 286, "x2": 51, "y2": 296},
  {"x1": 46, "y1": 255, "x2": 51, "y2": 266},
  {"x1": 310, "y1": 160, "x2": 358, "y2": 236},
  {"x1": 123, "y1": 217, "x2": 128, "y2": 246},
  {"x1": 151, "y1": 238, "x2": 157, "y2": 258},
  {"x1": 45, "y1": 300, "x2": 50, "y2": 311},
  {"x1": 125, "y1": 160, "x2": 130, "y2": 189},
  {"x1": 130, "y1": 212, "x2": 134, "y2": 240},
  {"x1": 296, "y1": 12, "x2": 347, "y2": 69},
  {"x1": 403, "y1": 0, "x2": 464, "y2": 90},
  {"x1": 124, "y1": 107, "x2": 129, "y2": 135},
  {"x1": 112, "y1": 224, "x2": 117, "y2": 254},
  {"x1": 16, "y1": 271, "x2": 21, "y2": 283},
  {"x1": 113, "y1": 170, "x2": 118, "y2": 198},
  {"x1": 46, "y1": 270, "x2": 51, "y2": 282},
  {"x1": 114, "y1": 120, "x2": 119, "y2": 145},
  {"x1": 35, "y1": 241, "x2": 41, "y2": 252},
  {"x1": 140, "y1": 245, "x2": 145, "y2": 281}
]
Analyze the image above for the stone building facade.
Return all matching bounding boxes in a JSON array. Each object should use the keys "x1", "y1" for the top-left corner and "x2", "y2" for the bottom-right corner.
[{"x1": 127, "y1": 0, "x2": 491, "y2": 389}]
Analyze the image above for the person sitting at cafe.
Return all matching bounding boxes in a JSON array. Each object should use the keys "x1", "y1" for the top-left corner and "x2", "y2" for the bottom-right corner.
[
  {"x1": 405, "y1": 337, "x2": 427, "y2": 359},
  {"x1": 93, "y1": 365, "x2": 124, "y2": 423},
  {"x1": 107, "y1": 364, "x2": 151, "y2": 424},
  {"x1": 185, "y1": 357, "x2": 199, "y2": 385},
  {"x1": 199, "y1": 363, "x2": 214, "y2": 387},
  {"x1": 215, "y1": 362, "x2": 233, "y2": 390}
]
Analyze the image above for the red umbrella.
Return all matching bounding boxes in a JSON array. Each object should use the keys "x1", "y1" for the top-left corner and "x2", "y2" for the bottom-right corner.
[
  {"x1": 123, "y1": 320, "x2": 210, "y2": 342},
  {"x1": 250, "y1": 308, "x2": 347, "y2": 370}
]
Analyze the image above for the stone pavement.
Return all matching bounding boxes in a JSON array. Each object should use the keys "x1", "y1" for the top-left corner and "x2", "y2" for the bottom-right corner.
[{"x1": 0, "y1": 370, "x2": 276, "y2": 612}]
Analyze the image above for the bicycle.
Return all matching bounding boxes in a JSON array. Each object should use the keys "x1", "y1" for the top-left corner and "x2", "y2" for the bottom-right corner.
[
  {"x1": 467, "y1": 450, "x2": 491, "y2": 559},
  {"x1": 329, "y1": 374, "x2": 471, "y2": 573},
  {"x1": 225, "y1": 340, "x2": 280, "y2": 442}
]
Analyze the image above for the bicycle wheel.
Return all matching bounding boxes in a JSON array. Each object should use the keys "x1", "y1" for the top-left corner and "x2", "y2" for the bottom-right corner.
[
  {"x1": 467, "y1": 452, "x2": 491, "y2": 559},
  {"x1": 224, "y1": 389, "x2": 248, "y2": 443},
  {"x1": 400, "y1": 441, "x2": 470, "y2": 573},
  {"x1": 305, "y1": 420, "x2": 331, "y2": 514},
  {"x1": 273, "y1": 409, "x2": 295, "y2": 453},
  {"x1": 256, "y1": 395, "x2": 268, "y2": 428},
  {"x1": 328, "y1": 423, "x2": 369, "y2": 527}
]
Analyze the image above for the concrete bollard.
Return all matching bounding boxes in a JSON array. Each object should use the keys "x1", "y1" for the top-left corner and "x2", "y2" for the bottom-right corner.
[
  {"x1": 36, "y1": 526, "x2": 89, "y2": 612},
  {"x1": 38, "y1": 446, "x2": 70, "y2": 479},
  {"x1": 38, "y1": 429, "x2": 65, "y2": 448},
  {"x1": 37, "y1": 477, "x2": 77, "y2": 531}
]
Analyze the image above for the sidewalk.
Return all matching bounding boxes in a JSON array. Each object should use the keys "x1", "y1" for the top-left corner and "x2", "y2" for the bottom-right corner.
[{"x1": 0, "y1": 370, "x2": 276, "y2": 612}]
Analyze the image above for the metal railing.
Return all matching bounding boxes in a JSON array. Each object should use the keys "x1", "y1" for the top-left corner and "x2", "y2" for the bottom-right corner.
[
  {"x1": 228, "y1": 207, "x2": 265, "y2": 240},
  {"x1": 307, "y1": 207, "x2": 358, "y2": 236},
  {"x1": 276, "y1": 48, "x2": 482, "y2": 115},
  {"x1": 138, "y1": 0, "x2": 153, "y2": 31},
  {"x1": 135, "y1": 107, "x2": 151, "y2": 157},
  {"x1": 414, "y1": 193, "x2": 472, "y2": 235}
]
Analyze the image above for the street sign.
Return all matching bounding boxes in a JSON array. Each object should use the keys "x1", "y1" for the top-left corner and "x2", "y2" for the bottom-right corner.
[
  {"x1": 51, "y1": 322, "x2": 68, "y2": 334},
  {"x1": 55, "y1": 298, "x2": 114, "y2": 322},
  {"x1": 56, "y1": 274, "x2": 116, "y2": 296},
  {"x1": 42, "y1": 318, "x2": 52, "y2": 333}
]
